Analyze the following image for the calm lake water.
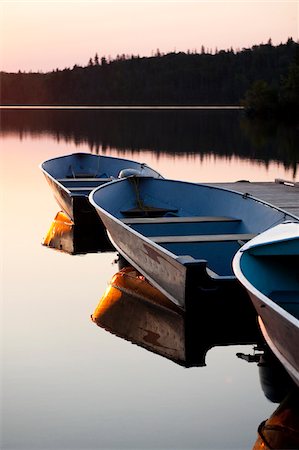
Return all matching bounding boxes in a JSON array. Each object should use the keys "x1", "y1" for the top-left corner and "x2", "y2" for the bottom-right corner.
[{"x1": 1, "y1": 108, "x2": 298, "y2": 450}]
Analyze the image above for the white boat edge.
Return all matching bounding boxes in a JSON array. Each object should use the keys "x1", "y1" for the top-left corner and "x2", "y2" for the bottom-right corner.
[{"x1": 238, "y1": 221, "x2": 299, "y2": 253}]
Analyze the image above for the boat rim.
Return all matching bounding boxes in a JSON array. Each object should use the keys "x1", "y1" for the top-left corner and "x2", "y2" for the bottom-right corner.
[
  {"x1": 39, "y1": 152, "x2": 161, "y2": 194},
  {"x1": 238, "y1": 221, "x2": 299, "y2": 252}
]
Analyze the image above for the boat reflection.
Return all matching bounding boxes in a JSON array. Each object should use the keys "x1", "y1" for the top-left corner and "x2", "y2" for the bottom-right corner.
[
  {"x1": 42, "y1": 211, "x2": 113, "y2": 254},
  {"x1": 92, "y1": 265, "x2": 299, "y2": 448},
  {"x1": 91, "y1": 265, "x2": 262, "y2": 367},
  {"x1": 251, "y1": 350, "x2": 299, "y2": 449}
]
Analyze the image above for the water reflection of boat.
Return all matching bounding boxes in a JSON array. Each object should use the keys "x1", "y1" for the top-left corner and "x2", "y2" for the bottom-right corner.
[
  {"x1": 42, "y1": 211, "x2": 113, "y2": 254},
  {"x1": 93, "y1": 266, "x2": 299, "y2": 448},
  {"x1": 92, "y1": 266, "x2": 261, "y2": 367},
  {"x1": 89, "y1": 176, "x2": 297, "y2": 310},
  {"x1": 251, "y1": 350, "x2": 299, "y2": 450},
  {"x1": 40, "y1": 152, "x2": 162, "y2": 240},
  {"x1": 253, "y1": 391, "x2": 299, "y2": 450},
  {"x1": 233, "y1": 222, "x2": 299, "y2": 388}
]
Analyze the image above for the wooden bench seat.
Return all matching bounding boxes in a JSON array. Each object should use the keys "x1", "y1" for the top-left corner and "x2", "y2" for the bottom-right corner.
[
  {"x1": 120, "y1": 206, "x2": 178, "y2": 218},
  {"x1": 150, "y1": 233, "x2": 256, "y2": 244},
  {"x1": 58, "y1": 177, "x2": 113, "y2": 182},
  {"x1": 121, "y1": 215, "x2": 241, "y2": 225},
  {"x1": 67, "y1": 187, "x2": 98, "y2": 191}
]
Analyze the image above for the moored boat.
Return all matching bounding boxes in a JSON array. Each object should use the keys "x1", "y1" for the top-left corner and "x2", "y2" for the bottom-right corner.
[
  {"x1": 89, "y1": 176, "x2": 298, "y2": 310},
  {"x1": 40, "y1": 153, "x2": 162, "y2": 240},
  {"x1": 233, "y1": 222, "x2": 299, "y2": 387}
]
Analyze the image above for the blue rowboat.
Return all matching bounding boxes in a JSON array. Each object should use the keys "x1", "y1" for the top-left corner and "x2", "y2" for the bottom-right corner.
[
  {"x1": 89, "y1": 176, "x2": 298, "y2": 310},
  {"x1": 40, "y1": 153, "x2": 162, "y2": 239},
  {"x1": 233, "y1": 222, "x2": 299, "y2": 387}
]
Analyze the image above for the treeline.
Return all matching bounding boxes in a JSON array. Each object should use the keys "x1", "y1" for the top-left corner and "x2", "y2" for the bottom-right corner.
[{"x1": 0, "y1": 39, "x2": 298, "y2": 108}]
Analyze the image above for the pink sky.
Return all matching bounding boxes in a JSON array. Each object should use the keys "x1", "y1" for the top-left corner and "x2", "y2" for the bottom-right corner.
[{"x1": 1, "y1": 1, "x2": 298, "y2": 73}]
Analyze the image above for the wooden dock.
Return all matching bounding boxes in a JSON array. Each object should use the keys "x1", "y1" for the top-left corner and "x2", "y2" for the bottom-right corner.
[{"x1": 207, "y1": 179, "x2": 299, "y2": 218}]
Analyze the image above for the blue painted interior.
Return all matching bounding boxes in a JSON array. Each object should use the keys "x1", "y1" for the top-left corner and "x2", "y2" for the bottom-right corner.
[
  {"x1": 94, "y1": 177, "x2": 291, "y2": 228},
  {"x1": 240, "y1": 252, "x2": 299, "y2": 318},
  {"x1": 92, "y1": 177, "x2": 297, "y2": 279},
  {"x1": 42, "y1": 153, "x2": 160, "y2": 179},
  {"x1": 162, "y1": 241, "x2": 242, "y2": 276},
  {"x1": 131, "y1": 220, "x2": 245, "y2": 236}
]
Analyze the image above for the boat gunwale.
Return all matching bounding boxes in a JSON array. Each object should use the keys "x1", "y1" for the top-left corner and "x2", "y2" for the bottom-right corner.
[
  {"x1": 237, "y1": 222, "x2": 299, "y2": 253},
  {"x1": 40, "y1": 166, "x2": 73, "y2": 194},
  {"x1": 91, "y1": 175, "x2": 299, "y2": 221},
  {"x1": 39, "y1": 153, "x2": 162, "y2": 191},
  {"x1": 201, "y1": 183, "x2": 299, "y2": 222},
  {"x1": 89, "y1": 175, "x2": 299, "y2": 237}
]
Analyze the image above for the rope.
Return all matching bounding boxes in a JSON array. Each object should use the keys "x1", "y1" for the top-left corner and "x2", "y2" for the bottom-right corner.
[{"x1": 131, "y1": 177, "x2": 145, "y2": 211}]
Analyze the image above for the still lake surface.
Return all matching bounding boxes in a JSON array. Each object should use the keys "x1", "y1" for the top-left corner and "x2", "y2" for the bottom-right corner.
[{"x1": 1, "y1": 108, "x2": 298, "y2": 450}]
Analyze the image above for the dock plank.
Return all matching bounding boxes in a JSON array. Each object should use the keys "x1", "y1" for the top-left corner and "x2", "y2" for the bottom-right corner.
[{"x1": 206, "y1": 182, "x2": 299, "y2": 219}]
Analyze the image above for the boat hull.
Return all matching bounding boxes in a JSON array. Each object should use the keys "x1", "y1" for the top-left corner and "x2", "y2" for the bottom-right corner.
[
  {"x1": 43, "y1": 171, "x2": 74, "y2": 219},
  {"x1": 41, "y1": 152, "x2": 162, "y2": 241},
  {"x1": 43, "y1": 171, "x2": 107, "y2": 238},
  {"x1": 249, "y1": 292, "x2": 299, "y2": 387},
  {"x1": 233, "y1": 223, "x2": 299, "y2": 388}
]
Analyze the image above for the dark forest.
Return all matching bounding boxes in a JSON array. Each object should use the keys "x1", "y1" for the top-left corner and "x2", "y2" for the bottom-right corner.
[{"x1": 1, "y1": 39, "x2": 298, "y2": 116}]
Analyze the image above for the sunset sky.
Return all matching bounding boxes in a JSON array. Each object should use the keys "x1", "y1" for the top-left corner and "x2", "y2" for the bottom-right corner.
[{"x1": 1, "y1": 1, "x2": 298, "y2": 73}]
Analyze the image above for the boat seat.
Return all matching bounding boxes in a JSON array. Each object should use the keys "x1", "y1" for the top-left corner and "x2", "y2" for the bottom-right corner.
[
  {"x1": 66, "y1": 172, "x2": 98, "y2": 178},
  {"x1": 150, "y1": 233, "x2": 256, "y2": 244},
  {"x1": 121, "y1": 215, "x2": 241, "y2": 225},
  {"x1": 58, "y1": 177, "x2": 113, "y2": 182},
  {"x1": 120, "y1": 207, "x2": 178, "y2": 218},
  {"x1": 67, "y1": 187, "x2": 97, "y2": 191}
]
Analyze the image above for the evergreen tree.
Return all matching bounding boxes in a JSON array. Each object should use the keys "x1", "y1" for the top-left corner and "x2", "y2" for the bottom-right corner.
[{"x1": 242, "y1": 80, "x2": 278, "y2": 115}]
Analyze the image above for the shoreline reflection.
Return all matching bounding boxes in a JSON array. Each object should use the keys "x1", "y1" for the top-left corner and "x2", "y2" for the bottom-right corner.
[{"x1": 1, "y1": 108, "x2": 297, "y2": 176}]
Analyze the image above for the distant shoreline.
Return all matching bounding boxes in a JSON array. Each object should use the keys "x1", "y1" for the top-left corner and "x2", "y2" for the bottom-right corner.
[{"x1": 0, "y1": 105, "x2": 244, "y2": 110}]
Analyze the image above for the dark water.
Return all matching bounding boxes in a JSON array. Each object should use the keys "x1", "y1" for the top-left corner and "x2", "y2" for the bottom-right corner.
[{"x1": 1, "y1": 108, "x2": 298, "y2": 450}]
